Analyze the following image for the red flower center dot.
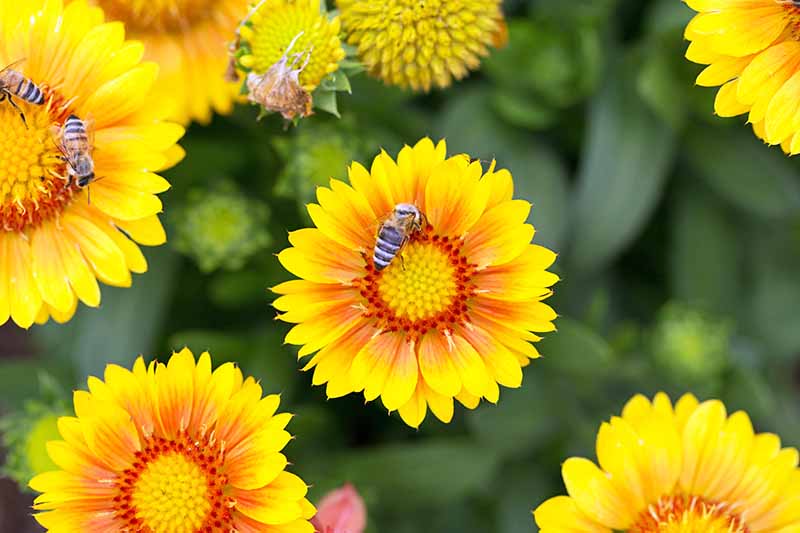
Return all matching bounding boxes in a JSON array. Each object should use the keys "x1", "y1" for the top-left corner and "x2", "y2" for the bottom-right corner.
[
  {"x1": 356, "y1": 226, "x2": 476, "y2": 342},
  {"x1": 630, "y1": 494, "x2": 749, "y2": 533},
  {"x1": 114, "y1": 431, "x2": 235, "y2": 533}
]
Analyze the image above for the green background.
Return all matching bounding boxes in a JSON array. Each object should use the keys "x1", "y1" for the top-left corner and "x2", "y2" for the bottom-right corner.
[{"x1": 3, "y1": 0, "x2": 800, "y2": 531}]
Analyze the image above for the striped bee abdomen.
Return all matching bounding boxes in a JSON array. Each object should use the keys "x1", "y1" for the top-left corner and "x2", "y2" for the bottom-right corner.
[
  {"x1": 64, "y1": 115, "x2": 87, "y2": 139},
  {"x1": 374, "y1": 225, "x2": 404, "y2": 271},
  {"x1": 17, "y1": 77, "x2": 44, "y2": 105}
]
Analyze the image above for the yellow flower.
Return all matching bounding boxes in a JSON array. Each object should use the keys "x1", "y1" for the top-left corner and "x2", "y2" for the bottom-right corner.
[
  {"x1": 236, "y1": 0, "x2": 345, "y2": 93},
  {"x1": 85, "y1": 0, "x2": 249, "y2": 124},
  {"x1": 0, "y1": 0, "x2": 183, "y2": 329},
  {"x1": 684, "y1": 0, "x2": 800, "y2": 154},
  {"x1": 274, "y1": 138, "x2": 559, "y2": 428},
  {"x1": 337, "y1": 0, "x2": 506, "y2": 91},
  {"x1": 534, "y1": 392, "x2": 800, "y2": 533},
  {"x1": 30, "y1": 348, "x2": 316, "y2": 532}
]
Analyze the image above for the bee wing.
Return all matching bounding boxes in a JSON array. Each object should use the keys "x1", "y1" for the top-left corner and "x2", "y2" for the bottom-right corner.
[
  {"x1": 49, "y1": 123, "x2": 66, "y2": 153},
  {"x1": 83, "y1": 113, "x2": 96, "y2": 153},
  {"x1": 0, "y1": 58, "x2": 26, "y2": 76}
]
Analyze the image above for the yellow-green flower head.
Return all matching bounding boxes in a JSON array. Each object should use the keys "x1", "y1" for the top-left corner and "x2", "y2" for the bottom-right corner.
[
  {"x1": 273, "y1": 121, "x2": 373, "y2": 211},
  {"x1": 651, "y1": 302, "x2": 731, "y2": 383},
  {"x1": 171, "y1": 181, "x2": 271, "y2": 272},
  {"x1": 238, "y1": 0, "x2": 346, "y2": 92},
  {"x1": 337, "y1": 0, "x2": 507, "y2": 91},
  {"x1": 1, "y1": 400, "x2": 67, "y2": 491}
]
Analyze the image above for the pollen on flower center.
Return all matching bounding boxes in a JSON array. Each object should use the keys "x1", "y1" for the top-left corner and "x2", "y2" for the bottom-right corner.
[
  {"x1": 132, "y1": 453, "x2": 210, "y2": 532},
  {"x1": 115, "y1": 432, "x2": 234, "y2": 532},
  {"x1": 378, "y1": 241, "x2": 457, "y2": 321},
  {"x1": 0, "y1": 97, "x2": 74, "y2": 232},
  {"x1": 630, "y1": 494, "x2": 749, "y2": 533},
  {"x1": 356, "y1": 227, "x2": 476, "y2": 341}
]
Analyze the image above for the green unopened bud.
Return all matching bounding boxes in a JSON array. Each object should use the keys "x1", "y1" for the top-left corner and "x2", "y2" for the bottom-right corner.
[
  {"x1": 651, "y1": 302, "x2": 732, "y2": 382},
  {"x1": 273, "y1": 120, "x2": 372, "y2": 218},
  {"x1": 1, "y1": 376, "x2": 68, "y2": 491},
  {"x1": 170, "y1": 181, "x2": 271, "y2": 273}
]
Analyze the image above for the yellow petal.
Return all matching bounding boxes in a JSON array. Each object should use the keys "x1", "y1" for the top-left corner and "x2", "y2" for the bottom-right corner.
[{"x1": 562, "y1": 457, "x2": 633, "y2": 530}]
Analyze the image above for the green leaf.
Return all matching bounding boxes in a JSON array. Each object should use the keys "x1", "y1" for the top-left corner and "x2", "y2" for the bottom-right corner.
[
  {"x1": 750, "y1": 223, "x2": 800, "y2": 359},
  {"x1": 320, "y1": 71, "x2": 352, "y2": 93},
  {"x1": 569, "y1": 59, "x2": 676, "y2": 273},
  {"x1": 685, "y1": 125, "x2": 800, "y2": 219},
  {"x1": 465, "y1": 373, "x2": 558, "y2": 461},
  {"x1": 670, "y1": 184, "x2": 741, "y2": 315},
  {"x1": 536, "y1": 316, "x2": 615, "y2": 377},
  {"x1": 313, "y1": 89, "x2": 340, "y2": 117},
  {"x1": 304, "y1": 439, "x2": 501, "y2": 509},
  {"x1": 491, "y1": 89, "x2": 558, "y2": 130},
  {"x1": 0, "y1": 360, "x2": 73, "y2": 409},
  {"x1": 637, "y1": 41, "x2": 690, "y2": 130},
  {"x1": 32, "y1": 246, "x2": 180, "y2": 379}
]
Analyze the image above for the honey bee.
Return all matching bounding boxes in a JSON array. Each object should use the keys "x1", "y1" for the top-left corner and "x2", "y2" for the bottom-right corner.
[
  {"x1": 246, "y1": 31, "x2": 313, "y2": 121},
  {"x1": 373, "y1": 203, "x2": 425, "y2": 271},
  {"x1": 53, "y1": 114, "x2": 95, "y2": 188},
  {"x1": 0, "y1": 59, "x2": 45, "y2": 128}
]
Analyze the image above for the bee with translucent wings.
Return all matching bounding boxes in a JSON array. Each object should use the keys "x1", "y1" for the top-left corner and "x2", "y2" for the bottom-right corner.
[
  {"x1": 0, "y1": 59, "x2": 45, "y2": 127},
  {"x1": 246, "y1": 31, "x2": 313, "y2": 121},
  {"x1": 373, "y1": 203, "x2": 426, "y2": 271},
  {"x1": 52, "y1": 114, "x2": 96, "y2": 189}
]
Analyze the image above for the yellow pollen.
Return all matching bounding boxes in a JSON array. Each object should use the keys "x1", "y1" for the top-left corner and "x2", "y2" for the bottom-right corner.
[
  {"x1": 377, "y1": 241, "x2": 458, "y2": 321},
  {"x1": 131, "y1": 452, "x2": 212, "y2": 533},
  {"x1": 630, "y1": 494, "x2": 748, "y2": 533},
  {"x1": 93, "y1": 0, "x2": 218, "y2": 33},
  {"x1": 0, "y1": 101, "x2": 71, "y2": 232}
]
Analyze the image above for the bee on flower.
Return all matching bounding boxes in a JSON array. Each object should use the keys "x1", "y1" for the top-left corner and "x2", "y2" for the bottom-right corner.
[
  {"x1": 274, "y1": 138, "x2": 559, "y2": 427},
  {"x1": 0, "y1": 0, "x2": 183, "y2": 329}
]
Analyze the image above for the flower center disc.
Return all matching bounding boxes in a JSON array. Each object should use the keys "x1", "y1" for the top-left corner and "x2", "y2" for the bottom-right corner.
[
  {"x1": 0, "y1": 99, "x2": 72, "y2": 232},
  {"x1": 358, "y1": 229, "x2": 476, "y2": 341},
  {"x1": 630, "y1": 495, "x2": 748, "y2": 533},
  {"x1": 94, "y1": 0, "x2": 215, "y2": 33},
  {"x1": 132, "y1": 452, "x2": 211, "y2": 532},
  {"x1": 114, "y1": 433, "x2": 234, "y2": 532},
  {"x1": 378, "y1": 241, "x2": 457, "y2": 321}
]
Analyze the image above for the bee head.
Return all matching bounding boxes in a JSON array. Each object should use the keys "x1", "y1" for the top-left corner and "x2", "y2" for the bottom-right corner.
[
  {"x1": 77, "y1": 171, "x2": 94, "y2": 188},
  {"x1": 394, "y1": 203, "x2": 421, "y2": 224}
]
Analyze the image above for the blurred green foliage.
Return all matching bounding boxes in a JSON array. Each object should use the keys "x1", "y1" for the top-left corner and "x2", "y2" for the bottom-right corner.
[{"x1": 3, "y1": 0, "x2": 800, "y2": 531}]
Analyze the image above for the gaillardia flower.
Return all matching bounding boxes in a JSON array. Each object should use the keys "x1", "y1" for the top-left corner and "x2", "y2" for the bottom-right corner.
[
  {"x1": 684, "y1": 0, "x2": 800, "y2": 154},
  {"x1": 274, "y1": 138, "x2": 558, "y2": 428},
  {"x1": 0, "y1": 0, "x2": 183, "y2": 329},
  {"x1": 534, "y1": 392, "x2": 800, "y2": 532},
  {"x1": 337, "y1": 0, "x2": 507, "y2": 91},
  {"x1": 236, "y1": 0, "x2": 345, "y2": 93},
  {"x1": 84, "y1": 0, "x2": 249, "y2": 124},
  {"x1": 30, "y1": 349, "x2": 315, "y2": 532}
]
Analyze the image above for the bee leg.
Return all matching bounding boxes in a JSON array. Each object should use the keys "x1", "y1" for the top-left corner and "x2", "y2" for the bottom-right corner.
[{"x1": 5, "y1": 94, "x2": 27, "y2": 129}]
